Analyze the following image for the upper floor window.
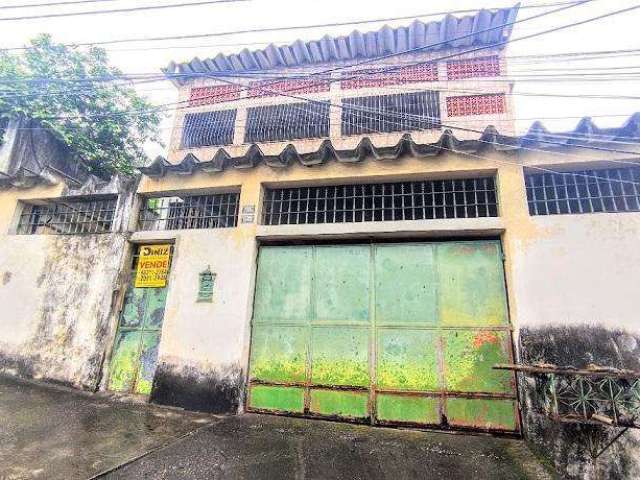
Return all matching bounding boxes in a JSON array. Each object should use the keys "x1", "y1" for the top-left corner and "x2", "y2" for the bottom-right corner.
[
  {"x1": 181, "y1": 109, "x2": 237, "y2": 148},
  {"x1": 446, "y1": 56, "x2": 501, "y2": 80},
  {"x1": 17, "y1": 197, "x2": 117, "y2": 235},
  {"x1": 526, "y1": 167, "x2": 640, "y2": 216},
  {"x1": 341, "y1": 91, "x2": 440, "y2": 136},
  {"x1": 138, "y1": 192, "x2": 240, "y2": 231},
  {"x1": 244, "y1": 101, "x2": 330, "y2": 143}
]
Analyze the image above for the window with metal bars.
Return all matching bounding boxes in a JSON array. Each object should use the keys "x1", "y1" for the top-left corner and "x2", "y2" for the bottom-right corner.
[
  {"x1": 16, "y1": 197, "x2": 117, "y2": 235},
  {"x1": 262, "y1": 178, "x2": 497, "y2": 225},
  {"x1": 244, "y1": 101, "x2": 330, "y2": 143},
  {"x1": 181, "y1": 109, "x2": 236, "y2": 148},
  {"x1": 138, "y1": 193, "x2": 240, "y2": 231},
  {"x1": 341, "y1": 91, "x2": 440, "y2": 136},
  {"x1": 525, "y1": 167, "x2": 640, "y2": 216}
]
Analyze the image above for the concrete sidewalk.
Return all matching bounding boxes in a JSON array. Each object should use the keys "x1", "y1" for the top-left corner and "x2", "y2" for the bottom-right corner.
[
  {"x1": 0, "y1": 375, "x2": 552, "y2": 480},
  {"x1": 0, "y1": 375, "x2": 212, "y2": 480}
]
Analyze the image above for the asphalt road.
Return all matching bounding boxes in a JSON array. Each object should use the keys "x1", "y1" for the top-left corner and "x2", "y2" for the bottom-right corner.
[{"x1": 0, "y1": 375, "x2": 552, "y2": 480}]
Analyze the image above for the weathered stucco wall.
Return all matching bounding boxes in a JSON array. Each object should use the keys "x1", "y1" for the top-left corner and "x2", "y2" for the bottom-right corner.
[
  {"x1": 509, "y1": 213, "x2": 640, "y2": 480},
  {"x1": 0, "y1": 234, "x2": 128, "y2": 389},
  {"x1": 122, "y1": 227, "x2": 258, "y2": 413},
  {"x1": 498, "y1": 154, "x2": 640, "y2": 480},
  {"x1": 0, "y1": 177, "x2": 136, "y2": 390}
]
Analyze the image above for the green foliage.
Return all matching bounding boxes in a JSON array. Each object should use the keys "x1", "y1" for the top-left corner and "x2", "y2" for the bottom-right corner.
[{"x1": 0, "y1": 34, "x2": 161, "y2": 177}]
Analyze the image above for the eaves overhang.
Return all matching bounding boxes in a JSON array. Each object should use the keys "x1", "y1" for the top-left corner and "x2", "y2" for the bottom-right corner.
[{"x1": 139, "y1": 114, "x2": 640, "y2": 179}]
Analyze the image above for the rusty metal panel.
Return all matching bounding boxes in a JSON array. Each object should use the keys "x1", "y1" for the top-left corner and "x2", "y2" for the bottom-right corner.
[
  {"x1": 377, "y1": 329, "x2": 439, "y2": 391},
  {"x1": 309, "y1": 389, "x2": 369, "y2": 418},
  {"x1": 443, "y1": 330, "x2": 514, "y2": 394},
  {"x1": 446, "y1": 398, "x2": 517, "y2": 431},
  {"x1": 252, "y1": 246, "x2": 312, "y2": 323},
  {"x1": 250, "y1": 326, "x2": 307, "y2": 383},
  {"x1": 120, "y1": 286, "x2": 145, "y2": 328},
  {"x1": 136, "y1": 332, "x2": 161, "y2": 395},
  {"x1": 143, "y1": 287, "x2": 168, "y2": 329},
  {"x1": 108, "y1": 246, "x2": 171, "y2": 395},
  {"x1": 436, "y1": 242, "x2": 508, "y2": 327},
  {"x1": 249, "y1": 385, "x2": 305, "y2": 412},
  {"x1": 313, "y1": 246, "x2": 370, "y2": 322},
  {"x1": 109, "y1": 331, "x2": 142, "y2": 392},
  {"x1": 247, "y1": 241, "x2": 517, "y2": 432},
  {"x1": 311, "y1": 327, "x2": 369, "y2": 386},
  {"x1": 374, "y1": 244, "x2": 437, "y2": 325},
  {"x1": 376, "y1": 394, "x2": 439, "y2": 424}
]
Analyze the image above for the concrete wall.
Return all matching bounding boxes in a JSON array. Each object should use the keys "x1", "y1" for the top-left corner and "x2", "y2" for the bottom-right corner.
[
  {"x1": 121, "y1": 227, "x2": 258, "y2": 413},
  {"x1": 0, "y1": 177, "x2": 136, "y2": 390}
]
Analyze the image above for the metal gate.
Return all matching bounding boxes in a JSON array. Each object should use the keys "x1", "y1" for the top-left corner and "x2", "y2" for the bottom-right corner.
[
  {"x1": 108, "y1": 246, "x2": 171, "y2": 395},
  {"x1": 247, "y1": 241, "x2": 518, "y2": 432}
]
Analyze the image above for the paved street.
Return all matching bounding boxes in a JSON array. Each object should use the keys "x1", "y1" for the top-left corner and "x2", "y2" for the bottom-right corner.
[{"x1": 1, "y1": 375, "x2": 552, "y2": 480}]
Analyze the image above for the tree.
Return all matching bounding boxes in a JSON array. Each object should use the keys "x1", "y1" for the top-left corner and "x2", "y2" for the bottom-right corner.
[{"x1": 0, "y1": 34, "x2": 161, "y2": 177}]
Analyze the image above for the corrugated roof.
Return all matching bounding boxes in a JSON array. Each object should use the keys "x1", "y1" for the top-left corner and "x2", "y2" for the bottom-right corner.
[
  {"x1": 139, "y1": 114, "x2": 640, "y2": 178},
  {"x1": 164, "y1": 5, "x2": 520, "y2": 83}
]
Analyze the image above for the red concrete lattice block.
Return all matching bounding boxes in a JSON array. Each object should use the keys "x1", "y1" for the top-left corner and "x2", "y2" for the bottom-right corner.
[
  {"x1": 189, "y1": 85, "x2": 241, "y2": 106},
  {"x1": 446, "y1": 94, "x2": 506, "y2": 116},
  {"x1": 340, "y1": 64, "x2": 438, "y2": 90},
  {"x1": 446, "y1": 56, "x2": 501, "y2": 80},
  {"x1": 247, "y1": 79, "x2": 330, "y2": 98}
]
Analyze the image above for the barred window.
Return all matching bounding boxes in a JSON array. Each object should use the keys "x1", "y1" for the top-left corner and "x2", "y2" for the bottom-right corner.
[
  {"x1": 17, "y1": 197, "x2": 117, "y2": 235},
  {"x1": 181, "y1": 109, "x2": 236, "y2": 148},
  {"x1": 341, "y1": 91, "x2": 440, "y2": 136},
  {"x1": 262, "y1": 178, "x2": 497, "y2": 225},
  {"x1": 138, "y1": 193, "x2": 240, "y2": 231},
  {"x1": 244, "y1": 101, "x2": 330, "y2": 143},
  {"x1": 526, "y1": 167, "x2": 640, "y2": 216}
]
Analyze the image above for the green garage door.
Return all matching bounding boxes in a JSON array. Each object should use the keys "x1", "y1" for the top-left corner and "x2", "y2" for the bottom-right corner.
[{"x1": 247, "y1": 241, "x2": 518, "y2": 432}]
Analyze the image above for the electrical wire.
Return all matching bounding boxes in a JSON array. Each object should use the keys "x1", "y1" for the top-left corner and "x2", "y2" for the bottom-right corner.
[
  {"x1": 0, "y1": 0, "x2": 250, "y2": 22},
  {"x1": 0, "y1": 1, "x2": 585, "y2": 50},
  {"x1": 0, "y1": 0, "x2": 119, "y2": 9}
]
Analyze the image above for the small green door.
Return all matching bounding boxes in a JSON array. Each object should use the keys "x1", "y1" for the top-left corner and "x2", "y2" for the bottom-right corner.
[
  {"x1": 247, "y1": 241, "x2": 518, "y2": 432},
  {"x1": 108, "y1": 246, "x2": 171, "y2": 395}
]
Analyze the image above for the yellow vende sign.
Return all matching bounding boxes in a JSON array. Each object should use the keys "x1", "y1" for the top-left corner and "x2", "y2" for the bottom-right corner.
[{"x1": 135, "y1": 244, "x2": 171, "y2": 288}]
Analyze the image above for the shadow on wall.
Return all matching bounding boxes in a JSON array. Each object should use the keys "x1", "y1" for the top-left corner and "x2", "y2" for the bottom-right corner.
[{"x1": 519, "y1": 325, "x2": 640, "y2": 480}]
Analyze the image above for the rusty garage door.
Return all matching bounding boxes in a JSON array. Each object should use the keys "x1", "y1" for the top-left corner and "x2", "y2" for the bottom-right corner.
[
  {"x1": 108, "y1": 245, "x2": 172, "y2": 395},
  {"x1": 247, "y1": 241, "x2": 518, "y2": 432}
]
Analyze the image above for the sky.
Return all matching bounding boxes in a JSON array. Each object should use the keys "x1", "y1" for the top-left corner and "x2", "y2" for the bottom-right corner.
[{"x1": 1, "y1": 0, "x2": 639, "y2": 157}]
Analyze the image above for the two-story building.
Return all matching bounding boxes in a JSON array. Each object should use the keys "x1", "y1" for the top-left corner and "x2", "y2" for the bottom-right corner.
[{"x1": 1, "y1": 5, "x2": 640, "y2": 478}]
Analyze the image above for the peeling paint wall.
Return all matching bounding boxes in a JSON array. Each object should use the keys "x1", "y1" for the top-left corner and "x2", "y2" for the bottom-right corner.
[
  {"x1": 499, "y1": 154, "x2": 640, "y2": 479},
  {"x1": 125, "y1": 228, "x2": 258, "y2": 413},
  {"x1": 0, "y1": 176, "x2": 137, "y2": 390}
]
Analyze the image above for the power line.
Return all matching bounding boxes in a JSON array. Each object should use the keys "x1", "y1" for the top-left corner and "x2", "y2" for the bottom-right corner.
[
  {"x1": 0, "y1": 0, "x2": 250, "y2": 22},
  {"x1": 0, "y1": 1, "x2": 599, "y2": 88},
  {"x1": 0, "y1": 1, "x2": 584, "y2": 50},
  {"x1": 0, "y1": 0, "x2": 118, "y2": 9},
  {"x1": 5, "y1": 3, "x2": 640, "y2": 126}
]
